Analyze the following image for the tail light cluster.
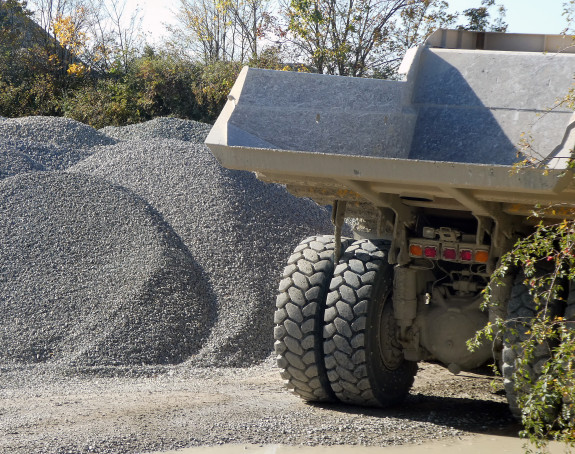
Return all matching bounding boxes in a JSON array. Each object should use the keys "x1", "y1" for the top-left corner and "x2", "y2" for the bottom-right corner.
[{"x1": 409, "y1": 241, "x2": 489, "y2": 264}]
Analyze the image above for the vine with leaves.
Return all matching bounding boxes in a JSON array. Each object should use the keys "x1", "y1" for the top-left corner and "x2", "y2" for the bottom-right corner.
[{"x1": 469, "y1": 217, "x2": 575, "y2": 450}]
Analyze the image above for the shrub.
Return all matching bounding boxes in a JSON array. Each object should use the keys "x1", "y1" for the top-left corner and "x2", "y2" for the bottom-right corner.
[
  {"x1": 127, "y1": 53, "x2": 204, "y2": 121},
  {"x1": 192, "y1": 60, "x2": 242, "y2": 122},
  {"x1": 62, "y1": 78, "x2": 143, "y2": 128},
  {"x1": 0, "y1": 73, "x2": 62, "y2": 117}
]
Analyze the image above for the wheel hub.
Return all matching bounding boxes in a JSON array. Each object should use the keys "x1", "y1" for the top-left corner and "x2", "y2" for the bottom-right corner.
[{"x1": 378, "y1": 297, "x2": 403, "y2": 370}]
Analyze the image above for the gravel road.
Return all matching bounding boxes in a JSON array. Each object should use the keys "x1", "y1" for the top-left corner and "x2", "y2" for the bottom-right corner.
[{"x1": 0, "y1": 360, "x2": 516, "y2": 454}]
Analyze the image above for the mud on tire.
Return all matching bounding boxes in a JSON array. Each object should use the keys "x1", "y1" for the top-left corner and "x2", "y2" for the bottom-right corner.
[
  {"x1": 323, "y1": 239, "x2": 417, "y2": 407},
  {"x1": 274, "y1": 235, "x2": 350, "y2": 402}
]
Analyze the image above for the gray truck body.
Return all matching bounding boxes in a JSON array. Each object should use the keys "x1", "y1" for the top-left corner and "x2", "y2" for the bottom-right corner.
[{"x1": 206, "y1": 29, "x2": 575, "y2": 229}]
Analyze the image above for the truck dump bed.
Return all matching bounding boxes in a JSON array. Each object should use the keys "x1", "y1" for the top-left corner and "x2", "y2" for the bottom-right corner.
[{"x1": 206, "y1": 29, "x2": 575, "y2": 224}]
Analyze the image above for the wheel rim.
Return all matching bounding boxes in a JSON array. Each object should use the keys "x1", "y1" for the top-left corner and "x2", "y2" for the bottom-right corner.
[{"x1": 377, "y1": 295, "x2": 403, "y2": 370}]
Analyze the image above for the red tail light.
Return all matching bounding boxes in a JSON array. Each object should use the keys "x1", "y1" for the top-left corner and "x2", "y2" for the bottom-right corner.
[
  {"x1": 460, "y1": 249, "x2": 473, "y2": 261},
  {"x1": 443, "y1": 248, "x2": 457, "y2": 260},
  {"x1": 424, "y1": 246, "x2": 438, "y2": 258}
]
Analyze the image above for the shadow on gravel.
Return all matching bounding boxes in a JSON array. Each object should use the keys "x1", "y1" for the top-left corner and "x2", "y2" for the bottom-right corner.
[{"x1": 312, "y1": 395, "x2": 517, "y2": 436}]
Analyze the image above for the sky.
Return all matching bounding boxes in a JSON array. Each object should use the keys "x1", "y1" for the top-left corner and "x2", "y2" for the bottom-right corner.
[
  {"x1": 128, "y1": 0, "x2": 570, "y2": 45},
  {"x1": 449, "y1": 0, "x2": 567, "y2": 34}
]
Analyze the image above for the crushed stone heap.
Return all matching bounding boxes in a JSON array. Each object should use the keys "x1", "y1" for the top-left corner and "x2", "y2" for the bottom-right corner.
[
  {"x1": 0, "y1": 149, "x2": 45, "y2": 179},
  {"x1": 100, "y1": 117, "x2": 212, "y2": 143},
  {"x1": 0, "y1": 116, "x2": 116, "y2": 171},
  {"x1": 0, "y1": 172, "x2": 214, "y2": 367},
  {"x1": 70, "y1": 138, "x2": 335, "y2": 366},
  {"x1": 1, "y1": 116, "x2": 336, "y2": 368}
]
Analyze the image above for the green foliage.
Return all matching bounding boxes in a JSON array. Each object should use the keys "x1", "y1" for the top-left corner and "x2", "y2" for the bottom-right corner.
[
  {"x1": 192, "y1": 60, "x2": 242, "y2": 121},
  {"x1": 470, "y1": 219, "x2": 575, "y2": 451},
  {"x1": 0, "y1": 0, "x2": 31, "y2": 51},
  {"x1": 128, "y1": 53, "x2": 203, "y2": 120},
  {"x1": 0, "y1": 41, "x2": 241, "y2": 125},
  {"x1": 247, "y1": 46, "x2": 285, "y2": 70},
  {"x1": 0, "y1": 73, "x2": 62, "y2": 117},
  {"x1": 283, "y1": 0, "x2": 458, "y2": 77},
  {"x1": 458, "y1": 0, "x2": 507, "y2": 33},
  {"x1": 60, "y1": 53, "x2": 241, "y2": 127},
  {"x1": 62, "y1": 78, "x2": 142, "y2": 128},
  {"x1": 0, "y1": 1, "x2": 53, "y2": 81},
  {"x1": 383, "y1": 0, "x2": 457, "y2": 76}
]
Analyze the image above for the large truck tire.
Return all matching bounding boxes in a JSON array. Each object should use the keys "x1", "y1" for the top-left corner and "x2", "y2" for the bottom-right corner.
[
  {"x1": 323, "y1": 239, "x2": 417, "y2": 407},
  {"x1": 274, "y1": 235, "x2": 349, "y2": 402},
  {"x1": 502, "y1": 275, "x2": 563, "y2": 419}
]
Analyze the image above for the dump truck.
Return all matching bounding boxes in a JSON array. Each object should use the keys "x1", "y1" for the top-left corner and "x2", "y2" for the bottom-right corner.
[{"x1": 205, "y1": 29, "x2": 575, "y2": 416}]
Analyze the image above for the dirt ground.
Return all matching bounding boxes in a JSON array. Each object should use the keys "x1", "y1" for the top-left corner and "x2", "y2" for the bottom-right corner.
[{"x1": 0, "y1": 359, "x2": 520, "y2": 454}]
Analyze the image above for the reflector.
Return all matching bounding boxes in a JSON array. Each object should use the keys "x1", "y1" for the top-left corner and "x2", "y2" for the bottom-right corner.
[
  {"x1": 475, "y1": 250, "x2": 489, "y2": 263},
  {"x1": 409, "y1": 244, "x2": 423, "y2": 257},
  {"x1": 443, "y1": 248, "x2": 457, "y2": 260},
  {"x1": 460, "y1": 249, "x2": 473, "y2": 261},
  {"x1": 423, "y1": 227, "x2": 435, "y2": 239}
]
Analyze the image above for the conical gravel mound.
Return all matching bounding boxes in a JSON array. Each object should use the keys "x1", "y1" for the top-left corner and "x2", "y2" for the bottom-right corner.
[
  {"x1": 70, "y1": 138, "x2": 335, "y2": 366},
  {"x1": 0, "y1": 171, "x2": 215, "y2": 367}
]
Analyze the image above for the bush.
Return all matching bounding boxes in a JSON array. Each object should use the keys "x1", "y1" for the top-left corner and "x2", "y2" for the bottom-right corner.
[
  {"x1": 62, "y1": 78, "x2": 143, "y2": 128},
  {"x1": 192, "y1": 60, "x2": 242, "y2": 122},
  {"x1": 0, "y1": 73, "x2": 62, "y2": 117},
  {"x1": 472, "y1": 220, "x2": 575, "y2": 451},
  {"x1": 0, "y1": 42, "x2": 245, "y2": 126},
  {"x1": 127, "y1": 53, "x2": 204, "y2": 121}
]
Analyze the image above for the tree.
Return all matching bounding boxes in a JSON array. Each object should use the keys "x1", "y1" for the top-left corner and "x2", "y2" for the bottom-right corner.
[
  {"x1": 471, "y1": 220, "x2": 575, "y2": 451},
  {"x1": 26, "y1": 0, "x2": 143, "y2": 74},
  {"x1": 282, "y1": 0, "x2": 408, "y2": 76},
  {"x1": 51, "y1": 6, "x2": 89, "y2": 75},
  {"x1": 83, "y1": 0, "x2": 142, "y2": 73},
  {"x1": 563, "y1": 0, "x2": 575, "y2": 33},
  {"x1": 0, "y1": 0, "x2": 32, "y2": 69},
  {"x1": 281, "y1": 0, "x2": 458, "y2": 77},
  {"x1": 170, "y1": 0, "x2": 235, "y2": 62},
  {"x1": 376, "y1": 0, "x2": 456, "y2": 77},
  {"x1": 229, "y1": 0, "x2": 272, "y2": 59},
  {"x1": 458, "y1": 0, "x2": 507, "y2": 33},
  {"x1": 169, "y1": 0, "x2": 271, "y2": 63},
  {"x1": 27, "y1": 0, "x2": 88, "y2": 40}
]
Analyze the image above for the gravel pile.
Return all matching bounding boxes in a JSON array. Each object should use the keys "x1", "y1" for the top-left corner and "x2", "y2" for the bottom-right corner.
[
  {"x1": 0, "y1": 149, "x2": 45, "y2": 179},
  {"x1": 0, "y1": 116, "x2": 116, "y2": 170},
  {"x1": 0, "y1": 172, "x2": 214, "y2": 366},
  {"x1": 1, "y1": 116, "x2": 335, "y2": 368},
  {"x1": 100, "y1": 117, "x2": 212, "y2": 143},
  {"x1": 70, "y1": 138, "x2": 335, "y2": 366}
]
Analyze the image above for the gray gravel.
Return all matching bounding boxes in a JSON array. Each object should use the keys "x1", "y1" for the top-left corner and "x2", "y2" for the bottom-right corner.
[
  {"x1": 0, "y1": 116, "x2": 116, "y2": 170},
  {"x1": 0, "y1": 172, "x2": 214, "y2": 366},
  {"x1": 70, "y1": 138, "x2": 334, "y2": 366},
  {"x1": 1, "y1": 116, "x2": 335, "y2": 368},
  {"x1": 0, "y1": 360, "x2": 514, "y2": 454},
  {"x1": 0, "y1": 116, "x2": 116, "y2": 149},
  {"x1": 0, "y1": 149, "x2": 45, "y2": 179},
  {"x1": 100, "y1": 117, "x2": 212, "y2": 143}
]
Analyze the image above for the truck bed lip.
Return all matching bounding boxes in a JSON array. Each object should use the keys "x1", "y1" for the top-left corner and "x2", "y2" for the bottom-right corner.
[
  {"x1": 206, "y1": 142, "x2": 567, "y2": 196},
  {"x1": 205, "y1": 30, "x2": 575, "y2": 218}
]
